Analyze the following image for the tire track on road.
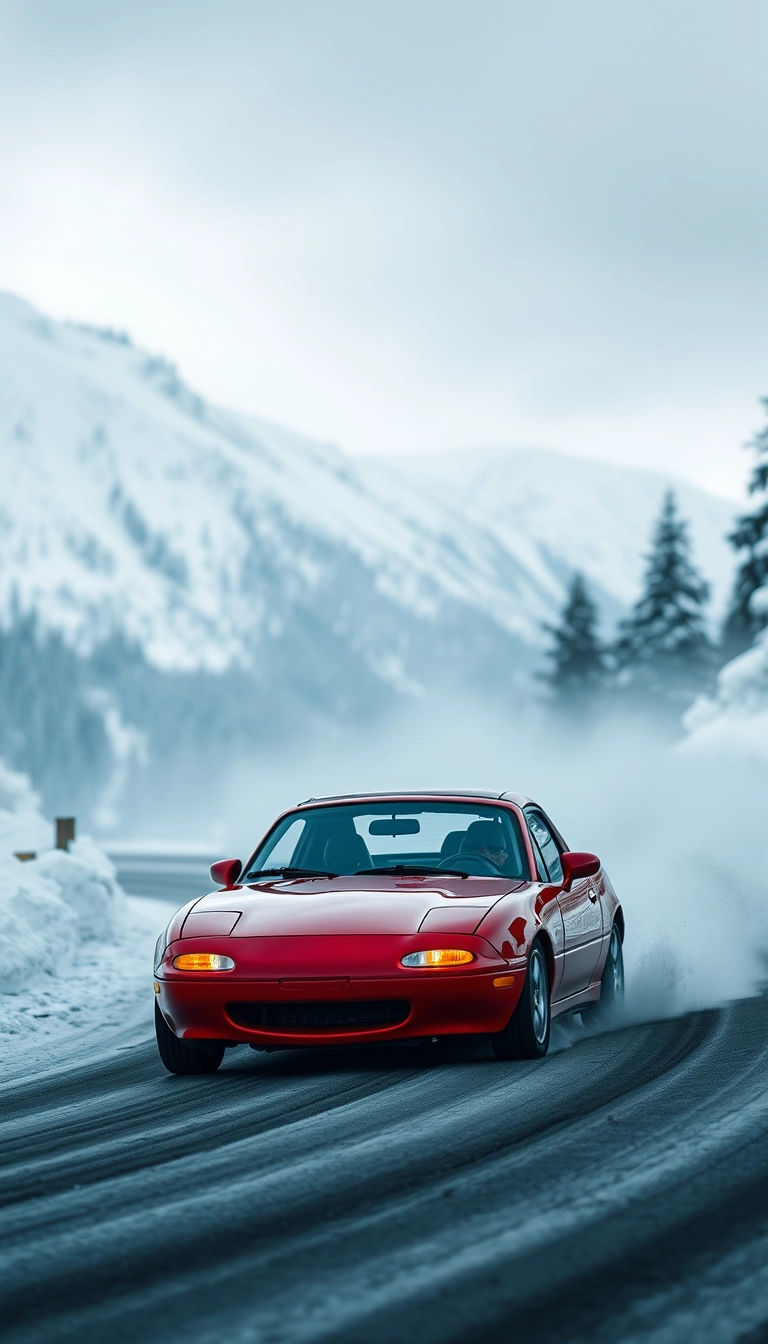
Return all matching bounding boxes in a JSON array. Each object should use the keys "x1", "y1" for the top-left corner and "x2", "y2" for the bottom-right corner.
[{"x1": 3, "y1": 999, "x2": 756, "y2": 1342}]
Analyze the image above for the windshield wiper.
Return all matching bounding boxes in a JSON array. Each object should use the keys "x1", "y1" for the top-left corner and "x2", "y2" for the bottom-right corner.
[
  {"x1": 245, "y1": 866, "x2": 338, "y2": 881},
  {"x1": 355, "y1": 864, "x2": 468, "y2": 879}
]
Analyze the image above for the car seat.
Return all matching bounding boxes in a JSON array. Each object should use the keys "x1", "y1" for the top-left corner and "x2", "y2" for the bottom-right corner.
[
  {"x1": 440, "y1": 830, "x2": 466, "y2": 860},
  {"x1": 460, "y1": 820, "x2": 506, "y2": 854},
  {"x1": 323, "y1": 833, "x2": 373, "y2": 874}
]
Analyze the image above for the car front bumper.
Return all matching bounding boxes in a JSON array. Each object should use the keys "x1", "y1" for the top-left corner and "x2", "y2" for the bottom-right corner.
[{"x1": 155, "y1": 933, "x2": 525, "y2": 1046}]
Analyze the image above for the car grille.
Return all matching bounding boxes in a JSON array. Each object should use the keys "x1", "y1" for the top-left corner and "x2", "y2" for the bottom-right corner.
[{"x1": 226, "y1": 999, "x2": 411, "y2": 1032}]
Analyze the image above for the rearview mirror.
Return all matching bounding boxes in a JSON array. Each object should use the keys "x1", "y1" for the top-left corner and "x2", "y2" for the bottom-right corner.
[
  {"x1": 560, "y1": 851, "x2": 600, "y2": 887},
  {"x1": 210, "y1": 858, "x2": 243, "y2": 888},
  {"x1": 368, "y1": 818, "x2": 420, "y2": 836}
]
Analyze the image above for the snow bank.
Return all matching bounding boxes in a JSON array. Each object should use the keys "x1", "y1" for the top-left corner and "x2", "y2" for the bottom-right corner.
[
  {"x1": 0, "y1": 861, "x2": 73, "y2": 995},
  {"x1": 684, "y1": 619, "x2": 768, "y2": 761},
  {"x1": 0, "y1": 762, "x2": 169, "y2": 1079},
  {"x1": 0, "y1": 893, "x2": 172, "y2": 1080},
  {"x1": 32, "y1": 838, "x2": 125, "y2": 941},
  {"x1": 0, "y1": 762, "x2": 126, "y2": 997},
  {"x1": 0, "y1": 760, "x2": 50, "y2": 854}
]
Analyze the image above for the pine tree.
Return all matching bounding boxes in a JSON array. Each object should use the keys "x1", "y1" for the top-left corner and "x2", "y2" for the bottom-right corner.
[
  {"x1": 542, "y1": 571, "x2": 605, "y2": 706},
  {"x1": 614, "y1": 491, "x2": 712, "y2": 703},
  {"x1": 722, "y1": 399, "x2": 768, "y2": 659}
]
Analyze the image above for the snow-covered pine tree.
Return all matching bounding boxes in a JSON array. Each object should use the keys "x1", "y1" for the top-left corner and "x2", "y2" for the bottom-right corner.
[
  {"x1": 614, "y1": 490, "x2": 713, "y2": 704},
  {"x1": 722, "y1": 398, "x2": 768, "y2": 659},
  {"x1": 542, "y1": 571, "x2": 605, "y2": 707}
]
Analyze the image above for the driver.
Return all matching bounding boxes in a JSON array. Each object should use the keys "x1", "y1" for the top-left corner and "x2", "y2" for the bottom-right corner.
[{"x1": 460, "y1": 820, "x2": 508, "y2": 868}]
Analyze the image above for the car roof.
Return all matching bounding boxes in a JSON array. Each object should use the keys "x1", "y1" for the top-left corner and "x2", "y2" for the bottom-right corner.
[{"x1": 296, "y1": 790, "x2": 534, "y2": 809}]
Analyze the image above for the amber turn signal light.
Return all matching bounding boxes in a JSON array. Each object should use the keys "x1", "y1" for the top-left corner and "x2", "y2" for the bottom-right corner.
[
  {"x1": 172, "y1": 953, "x2": 235, "y2": 971},
  {"x1": 401, "y1": 949, "x2": 474, "y2": 968},
  {"x1": 493, "y1": 974, "x2": 516, "y2": 989}
]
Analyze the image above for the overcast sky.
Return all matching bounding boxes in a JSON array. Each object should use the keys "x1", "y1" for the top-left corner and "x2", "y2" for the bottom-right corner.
[{"x1": 1, "y1": 0, "x2": 767, "y2": 496}]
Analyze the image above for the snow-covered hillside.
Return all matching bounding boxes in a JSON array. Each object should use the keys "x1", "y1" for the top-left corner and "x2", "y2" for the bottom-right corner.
[
  {"x1": 684, "y1": 597, "x2": 768, "y2": 760},
  {"x1": 0, "y1": 292, "x2": 560, "y2": 697},
  {"x1": 1, "y1": 291, "x2": 735, "y2": 690},
  {"x1": 366, "y1": 448, "x2": 737, "y2": 629},
  {"x1": 0, "y1": 290, "x2": 746, "y2": 829}
]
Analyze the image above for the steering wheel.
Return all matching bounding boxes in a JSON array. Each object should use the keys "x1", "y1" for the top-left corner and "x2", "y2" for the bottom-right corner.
[{"x1": 438, "y1": 852, "x2": 505, "y2": 876}]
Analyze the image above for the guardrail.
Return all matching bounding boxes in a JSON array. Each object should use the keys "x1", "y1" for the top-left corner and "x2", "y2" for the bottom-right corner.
[
  {"x1": 104, "y1": 847, "x2": 219, "y2": 901},
  {"x1": 13, "y1": 822, "x2": 219, "y2": 903}
]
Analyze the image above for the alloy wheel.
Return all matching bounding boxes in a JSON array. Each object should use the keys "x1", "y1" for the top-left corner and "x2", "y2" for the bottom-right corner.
[
  {"x1": 530, "y1": 948, "x2": 549, "y2": 1044},
  {"x1": 609, "y1": 926, "x2": 624, "y2": 997}
]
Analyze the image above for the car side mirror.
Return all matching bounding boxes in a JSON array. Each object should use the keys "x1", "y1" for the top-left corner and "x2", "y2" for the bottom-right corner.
[
  {"x1": 210, "y1": 858, "x2": 243, "y2": 888},
  {"x1": 560, "y1": 851, "x2": 600, "y2": 887}
]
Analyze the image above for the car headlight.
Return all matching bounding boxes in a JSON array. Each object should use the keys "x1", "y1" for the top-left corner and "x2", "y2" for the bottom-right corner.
[
  {"x1": 172, "y1": 953, "x2": 235, "y2": 971},
  {"x1": 401, "y1": 949, "x2": 474, "y2": 968}
]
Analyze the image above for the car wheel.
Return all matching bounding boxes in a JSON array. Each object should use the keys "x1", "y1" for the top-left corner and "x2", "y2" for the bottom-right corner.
[
  {"x1": 492, "y1": 941, "x2": 551, "y2": 1060},
  {"x1": 583, "y1": 923, "x2": 624, "y2": 1027},
  {"x1": 154, "y1": 1001, "x2": 225, "y2": 1075}
]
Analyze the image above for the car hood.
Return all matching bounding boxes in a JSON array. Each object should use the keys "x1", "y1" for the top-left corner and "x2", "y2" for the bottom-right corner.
[{"x1": 185, "y1": 874, "x2": 527, "y2": 938}]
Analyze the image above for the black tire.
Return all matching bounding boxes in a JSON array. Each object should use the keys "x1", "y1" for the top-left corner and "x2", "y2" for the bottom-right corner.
[
  {"x1": 154, "y1": 1001, "x2": 225, "y2": 1075},
  {"x1": 492, "y1": 941, "x2": 551, "y2": 1060},
  {"x1": 583, "y1": 922, "x2": 624, "y2": 1027}
]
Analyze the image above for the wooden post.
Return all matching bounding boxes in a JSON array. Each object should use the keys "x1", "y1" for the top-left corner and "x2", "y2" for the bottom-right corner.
[{"x1": 56, "y1": 817, "x2": 76, "y2": 851}]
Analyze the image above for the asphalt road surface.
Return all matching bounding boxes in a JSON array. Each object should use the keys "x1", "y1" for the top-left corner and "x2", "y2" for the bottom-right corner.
[{"x1": 3, "y1": 917, "x2": 768, "y2": 1342}]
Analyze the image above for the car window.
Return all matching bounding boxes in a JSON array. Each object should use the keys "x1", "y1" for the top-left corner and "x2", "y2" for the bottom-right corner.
[
  {"x1": 254, "y1": 816, "x2": 305, "y2": 869},
  {"x1": 353, "y1": 811, "x2": 481, "y2": 857},
  {"x1": 529, "y1": 831, "x2": 550, "y2": 882},
  {"x1": 245, "y1": 802, "x2": 528, "y2": 879},
  {"x1": 526, "y1": 812, "x2": 563, "y2": 883}
]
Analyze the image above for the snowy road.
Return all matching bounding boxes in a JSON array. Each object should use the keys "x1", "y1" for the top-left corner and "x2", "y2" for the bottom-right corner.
[
  {"x1": 1, "y1": 855, "x2": 766, "y2": 1342},
  {"x1": 2, "y1": 983, "x2": 768, "y2": 1342}
]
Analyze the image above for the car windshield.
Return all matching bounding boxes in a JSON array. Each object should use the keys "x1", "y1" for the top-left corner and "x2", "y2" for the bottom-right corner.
[{"x1": 243, "y1": 801, "x2": 528, "y2": 880}]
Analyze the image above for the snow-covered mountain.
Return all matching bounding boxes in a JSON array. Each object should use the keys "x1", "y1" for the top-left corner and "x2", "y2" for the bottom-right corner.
[
  {"x1": 0, "y1": 289, "x2": 743, "y2": 825},
  {"x1": 0, "y1": 292, "x2": 573, "y2": 701},
  {"x1": 1, "y1": 291, "x2": 736, "y2": 680},
  {"x1": 363, "y1": 447, "x2": 737, "y2": 629}
]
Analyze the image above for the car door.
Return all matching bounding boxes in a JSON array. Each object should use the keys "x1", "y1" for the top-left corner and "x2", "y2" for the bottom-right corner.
[{"x1": 525, "y1": 809, "x2": 603, "y2": 1001}]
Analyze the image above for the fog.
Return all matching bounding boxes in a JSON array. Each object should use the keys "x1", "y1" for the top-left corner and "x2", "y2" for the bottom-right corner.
[
  {"x1": 128, "y1": 694, "x2": 766, "y2": 1023},
  {"x1": 3, "y1": 1, "x2": 767, "y2": 494}
]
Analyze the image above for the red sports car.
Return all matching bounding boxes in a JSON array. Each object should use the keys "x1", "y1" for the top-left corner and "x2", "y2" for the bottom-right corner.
[{"x1": 153, "y1": 791, "x2": 625, "y2": 1074}]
